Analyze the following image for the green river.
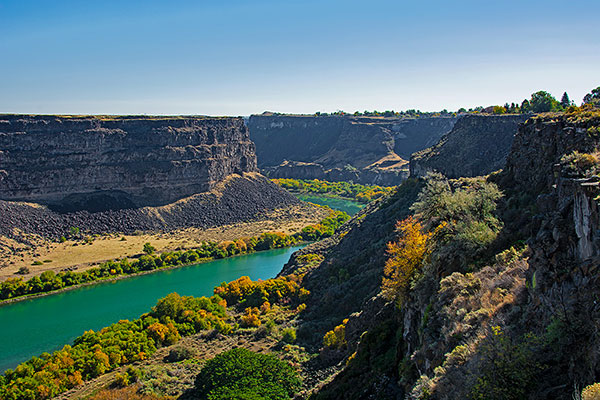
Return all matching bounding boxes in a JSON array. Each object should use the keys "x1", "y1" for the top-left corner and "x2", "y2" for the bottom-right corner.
[
  {"x1": 0, "y1": 245, "x2": 304, "y2": 373},
  {"x1": 296, "y1": 194, "x2": 364, "y2": 215}
]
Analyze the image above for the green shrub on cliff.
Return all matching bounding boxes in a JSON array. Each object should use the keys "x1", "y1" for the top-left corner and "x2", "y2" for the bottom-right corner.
[
  {"x1": 469, "y1": 327, "x2": 544, "y2": 400},
  {"x1": 411, "y1": 173, "x2": 502, "y2": 272}
]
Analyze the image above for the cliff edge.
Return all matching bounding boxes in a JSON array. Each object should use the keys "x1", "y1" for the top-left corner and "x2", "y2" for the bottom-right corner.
[
  {"x1": 410, "y1": 114, "x2": 529, "y2": 178},
  {"x1": 0, "y1": 115, "x2": 257, "y2": 212}
]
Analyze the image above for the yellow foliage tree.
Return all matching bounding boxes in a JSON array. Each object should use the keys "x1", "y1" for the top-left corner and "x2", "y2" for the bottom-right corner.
[{"x1": 381, "y1": 216, "x2": 432, "y2": 301}]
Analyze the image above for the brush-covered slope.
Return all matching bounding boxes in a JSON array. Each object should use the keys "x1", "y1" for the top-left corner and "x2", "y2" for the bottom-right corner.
[{"x1": 280, "y1": 109, "x2": 600, "y2": 399}]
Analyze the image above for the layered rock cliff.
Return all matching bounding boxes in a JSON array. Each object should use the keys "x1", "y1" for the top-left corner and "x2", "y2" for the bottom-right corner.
[
  {"x1": 0, "y1": 115, "x2": 257, "y2": 212},
  {"x1": 277, "y1": 110, "x2": 600, "y2": 398},
  {"x1": 410, "y1": 114, "x2": 529, "y2": 178},
  {"x1": 248, "y1": 114, "x2": 456, "y2": 185}
]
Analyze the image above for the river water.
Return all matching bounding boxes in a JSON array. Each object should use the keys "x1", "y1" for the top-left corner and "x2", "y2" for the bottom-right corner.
[
  {"x1": 0, "y1": 245, "x2": 304, "y2": 372},
  {"x1": 296, "y1": 194, "x2": 364, "y2": 215}
]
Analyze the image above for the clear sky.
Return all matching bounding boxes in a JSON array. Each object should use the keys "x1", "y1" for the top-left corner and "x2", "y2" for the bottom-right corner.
[{"x1": 1, "y1": 0, "x2": 598, "y2": 116}]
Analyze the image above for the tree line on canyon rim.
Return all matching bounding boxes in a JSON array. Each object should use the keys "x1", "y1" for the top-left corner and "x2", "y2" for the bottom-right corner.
[{"x1": 300, "y1": 86, "x2": 600, "y2": 117}]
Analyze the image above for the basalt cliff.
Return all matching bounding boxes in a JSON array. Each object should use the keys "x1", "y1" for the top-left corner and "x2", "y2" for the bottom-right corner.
[
  {"x1": 0, "y1": 115, "x2": 257, "y2": 211},
  {"x1": 248, "y1": 114, "x2": 457, "y2": 185},
  {"x1": 0, "y1": 115, "x2": 300, "y2": 243},
  {"x1": 275, "y1": 110, "x2": 600, "y2": 399},
  {"x1": 410, "y1": 114, "x2": 529, "y2": 178}
]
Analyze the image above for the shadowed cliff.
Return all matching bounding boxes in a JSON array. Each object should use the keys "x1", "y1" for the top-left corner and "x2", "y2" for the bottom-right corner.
[{"x1": 0, "y1": 115, "x2": 257, "y2": 212}]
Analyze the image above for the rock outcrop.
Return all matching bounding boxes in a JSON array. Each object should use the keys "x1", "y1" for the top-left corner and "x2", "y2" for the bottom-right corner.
[
  {"x1": 0, "y1": 115, "x2": 257, "y2": 212},
  {"x1": 410, "y1": 114, "x2": 529, "y2": 178},
  {"x1": 278, "y1": 111, "x2": 600, "y2": 399},
  {"x1": 0, "y1": 172, "x2": 302, "y2": 243},
  {"x1": 248, "y1": 113, "x2": 456, "y2": 185}
]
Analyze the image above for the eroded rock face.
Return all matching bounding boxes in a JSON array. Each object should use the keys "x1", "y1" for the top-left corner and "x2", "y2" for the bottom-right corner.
[
  {"x1": 248, "y1": 113, "x2": 456, "y2": 185},
  {"x1": 410, "y1": 114, "x2": 529, "y2": 178},
  {"x1": 0, "y1": 115, "x2": 257, "y2": 211}
]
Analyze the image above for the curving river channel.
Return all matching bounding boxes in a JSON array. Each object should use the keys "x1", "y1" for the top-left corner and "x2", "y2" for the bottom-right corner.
[
  {"x1": 296, "y1": 194, "x2": 364, "y2": 215},
  {"x1": 0, "y1": 245, "x2": 305, "y2": 373}
]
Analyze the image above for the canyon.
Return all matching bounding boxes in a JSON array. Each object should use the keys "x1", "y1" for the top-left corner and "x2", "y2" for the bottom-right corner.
[{"x1": 248, "y1": 113, "x2": 457, "y2": 185}]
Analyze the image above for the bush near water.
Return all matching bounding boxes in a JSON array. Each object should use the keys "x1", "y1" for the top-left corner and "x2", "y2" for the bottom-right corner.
[{"x1": 0, "y1": 211, "x2": 349, "y2": 302}]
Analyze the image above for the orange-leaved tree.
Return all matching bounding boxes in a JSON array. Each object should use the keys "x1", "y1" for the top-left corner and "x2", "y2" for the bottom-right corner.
[{"x1": 382, "y1": 216, "x2": 432, "y2": 302}]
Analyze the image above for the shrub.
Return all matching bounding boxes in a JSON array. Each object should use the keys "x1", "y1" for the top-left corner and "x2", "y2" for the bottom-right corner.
[
  {"x1": 195, "y1": 348, "x2": 301, "y2": 400},
  {"x1": 166, "y1": 345, "x2": 196, "y2": 362},
  {"x1": 143, "y1": 243, "x2": 156, "y2": 255},
  {"x1": 469, "y1": 326, "x2": 543, "y2": 400},
  {"x1": 323, "y1": 319, "x2": 348, "y2": 349},
  {"x1": 16, "y1": 266, "x2": 30, "y2": 275},
  {"x1": 281, "y1": 328, "x2": 296, "y2": 344},
  {"x1": 582, "y1": 383, "x2": 600, "y2": 400},
  {"x1": 241, "y1": 307, "x2": 261, "y2": 328}
]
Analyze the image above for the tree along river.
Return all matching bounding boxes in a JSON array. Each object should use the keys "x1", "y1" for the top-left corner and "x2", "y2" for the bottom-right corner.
[
  {"x1": 0, "y1": 245, "x2": 304, "y2": 373},
  {"x1": 296, "y1": 194, "x2": 364, "y2": 216}
]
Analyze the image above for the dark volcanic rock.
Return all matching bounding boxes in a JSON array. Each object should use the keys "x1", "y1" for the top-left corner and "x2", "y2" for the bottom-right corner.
[
  {"x1": 248, "y1": 113, "x2": 456, "y2": 185},
  {"x1": 0, "y1": 115, "x2": 257, "y2": 211},
  {"x1": 410, "y1": 114, "x2": 529, "y2": 178},
  {"x1": 0, "y1": 173, "x2": 300, "y2": 242}
]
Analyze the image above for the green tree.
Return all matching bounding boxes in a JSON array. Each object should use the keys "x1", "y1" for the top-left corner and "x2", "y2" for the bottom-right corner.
[
  {"x1": 528, "y1": 91, "x2": 561, "y2": 113},
  {"x1": 143, "y1": 242, "x2": 156, "y2": 255},
  {"x1": 195, "y1": 348, "x2": 301, "y2": 400},
  {"x1": 560, "y1": 92, "x2": 572, "y2": 108},
  {"x1": 583, "y1": 86, "x2": 600, "y2": 105}
]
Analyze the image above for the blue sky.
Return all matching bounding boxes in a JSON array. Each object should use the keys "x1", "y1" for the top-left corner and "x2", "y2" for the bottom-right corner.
[{"x1": 1, "y1": 0, "x2": 598, "y2": 115}]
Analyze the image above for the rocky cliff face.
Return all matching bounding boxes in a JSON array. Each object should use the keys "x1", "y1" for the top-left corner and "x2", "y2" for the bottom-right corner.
[
  {"x1": 278, "y1": 111, "x2": 600, "y2": 399},
  {"x1": 410, "y1": 114, "x2": 529, "y2": 178},
  {"x1": 248, "y1": 114, "x2": 456, "y2": 185},
  {"x1": 0, "y1": 115, "x2": 257, "y2": 212}
]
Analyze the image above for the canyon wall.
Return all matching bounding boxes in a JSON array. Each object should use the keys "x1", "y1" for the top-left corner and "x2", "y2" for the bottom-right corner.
[
  {"x1": 0, "y1": 115, "x2": 257, "y2": 211},
  {"x1": 248, "y1": 113, "x2": 457, "y2": 185},
  {"x1": 410, "y1": 114, "x2": 529, "y2": 178}
]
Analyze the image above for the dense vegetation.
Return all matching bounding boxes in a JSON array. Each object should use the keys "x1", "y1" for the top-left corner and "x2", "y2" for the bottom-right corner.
[
  {"x1": 0, "y1": 211, "x2": 349, "y2": 302},
  {"x1": 0, "y1": 293, "x2": 230, "y2": 400},
  {"x1": 273, "y1": 178, "x2": 394, "y2": 203},
  {"x1": 214, "y1": 275, "x2": 309, "y2": 309},
  {"x1": 194, "y1": 348, "x2": 301, "y2": 400},
  {"x1": 0, "y1": 260, "x2": 311, "y2": 400}
]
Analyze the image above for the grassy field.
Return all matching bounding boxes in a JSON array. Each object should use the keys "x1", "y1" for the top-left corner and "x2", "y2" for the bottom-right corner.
[{"x1": 0, "y1": 205, "x2": 329, "y2": 282}]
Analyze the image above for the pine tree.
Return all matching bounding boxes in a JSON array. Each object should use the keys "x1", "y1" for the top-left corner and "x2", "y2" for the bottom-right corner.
[{"x1": 560, "y1": 92, "x2": 571, "y2": 108}]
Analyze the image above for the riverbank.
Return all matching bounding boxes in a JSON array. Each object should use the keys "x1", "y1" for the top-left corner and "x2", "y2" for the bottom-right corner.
[
  {"x1": 0, "y1": 204, "x2": 329, "y2": 282},
  {"x1": 0, "y1": 209, "x2": 349, "y2": 303},
  {"x1": 0, "y1": 246, "x2": 306, "y2": 374},
  {"x1": 272, "y1": 178, "x2": 394, "y2": 203}
]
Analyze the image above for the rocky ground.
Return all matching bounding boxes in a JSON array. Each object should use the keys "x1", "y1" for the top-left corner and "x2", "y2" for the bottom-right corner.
[
  {"x1": 0, "y1": 173, "x2": 298, "y2": 244},
  {"x1": 0, "y1": 172, "x2": 330, "y2": 280}
]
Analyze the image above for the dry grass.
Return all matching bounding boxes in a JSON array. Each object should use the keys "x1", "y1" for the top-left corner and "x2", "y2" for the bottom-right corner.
[{"x1": 0, "y1": 204, "x2": 329, "y2": 282}]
